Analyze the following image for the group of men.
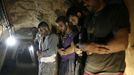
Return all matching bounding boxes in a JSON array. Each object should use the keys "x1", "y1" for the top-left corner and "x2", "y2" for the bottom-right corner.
[{"x1": 34, "y1": 0, "x2": 130, "y2": 75}]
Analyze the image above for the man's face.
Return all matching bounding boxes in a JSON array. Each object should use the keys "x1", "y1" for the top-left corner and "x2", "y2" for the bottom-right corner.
[
  {"x1": 69, "y1": 15, "x2": 79, "y2": 25},
  {"x1": 38, "y1": 26, "x2": 48, "y2": 37},
  {"x1": 57, "y1": 21, "x2": 66, "y2": 33},
  {"x1": 83, "y1": 0, "x2": 100, "y2": 11}
]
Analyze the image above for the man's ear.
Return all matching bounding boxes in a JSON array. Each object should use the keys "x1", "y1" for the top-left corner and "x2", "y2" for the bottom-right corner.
[{"x1": 77, "y1": 12, "x2": 81, "y2": 17}]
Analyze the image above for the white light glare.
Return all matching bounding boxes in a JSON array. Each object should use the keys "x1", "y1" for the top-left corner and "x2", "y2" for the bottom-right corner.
[
  {"x1": 6, "y1": 36, "x2": 17, "y2": 46},
  {"x1": 28, "y1": 45, "x2": 34, "y2": 52}
]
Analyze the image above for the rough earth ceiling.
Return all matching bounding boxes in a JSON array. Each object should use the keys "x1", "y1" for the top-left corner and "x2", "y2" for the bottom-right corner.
[
  {"x1": 3, "y1": 0, "x2": 122, "y2": 30},
  {"x1": 4, "y1": 0, "x2": 70, "y2": 30}
]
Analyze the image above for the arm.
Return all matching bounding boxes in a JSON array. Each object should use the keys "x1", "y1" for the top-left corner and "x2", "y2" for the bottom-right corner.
[
  {"x1": 83, "y1": 6, "x2": 130, "y2": 54},
  {"x1": 100, "y1": 28, "x2": 129, "y2": 53},
  {"x1": 58, "y1": 48, "x2": 65, "y2": 56},
  {"x1": 63, "y1": 42, "x2": 75, "y2": 55},
  {"x1": 83, "y1": 28, "x2": 129, "y2": 54},
  {"x1": 101, "y1": 5, "x2": 130, "y2": 53},
  {"x1": 81, "y1": 42, "x2": 105, "y2": 54},
  {"x1": 45, "y1": 34, "x2": 59, "y2": 57},
  {"x1": 58, "y1": 42, "x2": 75, "y2": 56}
]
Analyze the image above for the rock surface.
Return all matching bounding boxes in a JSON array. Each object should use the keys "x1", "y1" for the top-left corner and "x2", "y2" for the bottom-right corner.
[{"x1": 5, "y1": 0, "x2": 69, "y2": 29}]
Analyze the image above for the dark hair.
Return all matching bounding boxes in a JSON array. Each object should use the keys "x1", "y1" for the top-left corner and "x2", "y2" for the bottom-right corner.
[
  {"x1": 56, "y1": 16, "x2": 66, "y2": 24},
  {"x1": 51, "y1": 25, "x2": 57, "y2": 34},
  {"x1": 38, "y1": 21, "x2": 49, "y2": 29},
  {"x1": 66, "y1": 6, "x2": 88, "y2": 27},
  {"x1": 67, "y1": 6, "x2": 82, "y2": 15},
  {"x1": 66, "y1": 6, "x2": 84, "y2": 19},
  {"x1": 56, "y1": 16, "x2": 74, "y2": 33}
]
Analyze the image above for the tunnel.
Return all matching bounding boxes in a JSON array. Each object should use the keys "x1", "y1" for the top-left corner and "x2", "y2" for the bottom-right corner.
[{"x1": 0, "y1": 0, "x2": 134, "y2": 75}]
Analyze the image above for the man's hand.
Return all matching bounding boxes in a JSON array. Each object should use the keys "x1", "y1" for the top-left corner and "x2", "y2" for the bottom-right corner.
[
  {"x1": 75, "y1": 47, "x2": 82, "y2": 55},
  {"x1": 36, "y1": 50, "x2": 43, "y2": 59},
  {"x1": 79, "y1": 43, "x2": 110, "y2": 54},
  {"x1": 58, "y1": 42, "x2": 75, "y2": 56},
  {"x1": 58, "y1": 48, "x2": 65, "y2": 56}
]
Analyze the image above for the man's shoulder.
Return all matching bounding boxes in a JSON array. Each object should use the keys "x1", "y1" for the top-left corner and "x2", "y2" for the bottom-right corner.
[
  {"x1": 107, "y1": 4, "x2": 128, "y2": 13},
  {"x1": 49, "y1": 33, "x2": 58, "y2": 39}
]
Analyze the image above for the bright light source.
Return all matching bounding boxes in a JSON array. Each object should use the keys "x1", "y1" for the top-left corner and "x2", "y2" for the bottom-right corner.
[
  {"x1": 28, "y1": 45, "x2": 34, "y2": 52},
  {"x1": 6, "y1": 36, "x2": 17, "y2": 46}
]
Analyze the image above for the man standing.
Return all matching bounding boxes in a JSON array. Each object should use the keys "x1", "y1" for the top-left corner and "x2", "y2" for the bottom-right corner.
[
  {"x1": 56, "y1": 16, "x2": 76, "y2": 75},
  {"x1": 66, "y1": 6, "x2": 88, "y2": 75},
  {"x1": 37, "y1": 21, "x2": 59, "y2": 75},
  {"x1": 82, "y1": 0, "x2": 130, "y2": 75}
]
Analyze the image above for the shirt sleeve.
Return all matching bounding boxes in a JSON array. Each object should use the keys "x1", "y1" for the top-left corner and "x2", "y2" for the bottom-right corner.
[
  {"x1": 44, "y1": 34, "x2": 59, "y2": 57},
  {"x1": 33, "y1": 33, "x2": 40, "y2": 50},
  {"x1": 113, "y1": 5, "x2": 130, "y2": 32}
]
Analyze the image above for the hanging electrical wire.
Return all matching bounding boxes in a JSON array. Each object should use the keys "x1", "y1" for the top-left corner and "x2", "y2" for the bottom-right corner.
[
  {"x1": 0, "y1": 0, "x2": 17, "y2": 46},
  {"x1": 0, "y1": 0, "x2": 16, "y2": 33}
]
